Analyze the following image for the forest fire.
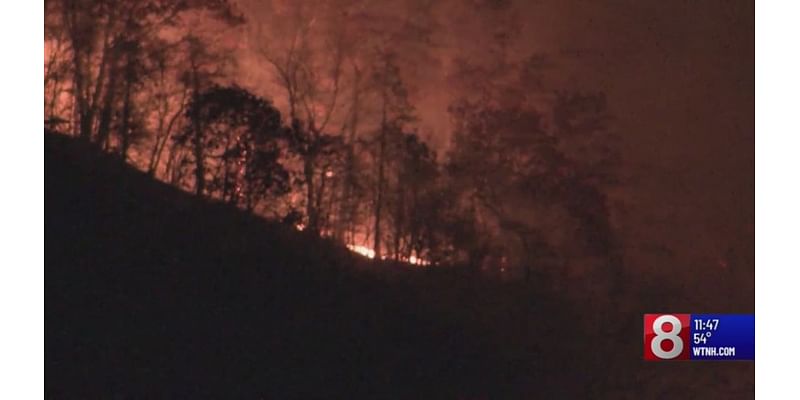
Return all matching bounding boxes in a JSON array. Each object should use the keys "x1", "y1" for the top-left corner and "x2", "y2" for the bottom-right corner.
[
  {"x1": 347, "y1": 244, "x2": 376, "y2": 259},
  {"x1": 346, "y1": 243, "x2": 430, "y2": 266},
  {"x1": 40, "y1": 0, "x2": 756, "y2": 398},
  {"x1": 293, "y1": 223, "x2": 429, "y2": 266}
]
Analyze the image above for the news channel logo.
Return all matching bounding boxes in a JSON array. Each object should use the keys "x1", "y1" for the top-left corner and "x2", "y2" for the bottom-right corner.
[{"x1": 643, "y1": 314, "x2": 754, "y2": 361}]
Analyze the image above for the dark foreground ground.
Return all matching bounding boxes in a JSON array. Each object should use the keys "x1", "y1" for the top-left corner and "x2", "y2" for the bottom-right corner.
[{"x1": 46, "y1": 132, "x2": 753, "y2": 399}]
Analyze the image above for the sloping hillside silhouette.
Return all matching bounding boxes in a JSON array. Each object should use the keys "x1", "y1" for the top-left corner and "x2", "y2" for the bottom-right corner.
[
  {"x1": 45, "y1": 131, "x2": 535, "y2": 398},
  {"x1": 45, "y1": 131, "x2": 753, "y2": 399}
]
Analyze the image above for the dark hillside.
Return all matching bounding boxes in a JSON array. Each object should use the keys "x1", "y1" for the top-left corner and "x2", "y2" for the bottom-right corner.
[
  {"x1": 46, "y1": 132, "x2": 752, "y2": 398},
  {"x1": 45, "y1": 131, "x2": 519, "y2": 398}
]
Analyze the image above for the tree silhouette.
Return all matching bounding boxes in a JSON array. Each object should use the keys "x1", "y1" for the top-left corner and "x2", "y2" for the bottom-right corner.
[{"x1": 176, "y1": 85, "x2": 290, "y2": 211}]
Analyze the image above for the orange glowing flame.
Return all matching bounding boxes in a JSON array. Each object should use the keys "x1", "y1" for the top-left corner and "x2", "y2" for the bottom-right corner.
[
  {"x1": 346, "y1": 243, "x2": 430, "y2": 266},
  {"x1": 294, "y1": 223, "x2": 428, "y2": 266},
  {"x1": 347, "y1": 244, "x2": 376, "y2": 259}
]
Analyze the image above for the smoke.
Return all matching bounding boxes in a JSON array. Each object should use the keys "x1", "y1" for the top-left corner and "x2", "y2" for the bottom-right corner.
[{"x1": 229, "y1": 0, "x2": 752, "y2": 273}]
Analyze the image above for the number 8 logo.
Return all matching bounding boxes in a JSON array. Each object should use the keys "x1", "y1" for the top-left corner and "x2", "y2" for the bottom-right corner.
[{"x1": 651, "y1": 315, "x2": 684, "y2": 359}]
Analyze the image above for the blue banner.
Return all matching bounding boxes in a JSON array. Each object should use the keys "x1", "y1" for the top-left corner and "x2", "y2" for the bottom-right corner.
[{"x1": 689, "y1": 314, "x2": 754, "y2": 360}]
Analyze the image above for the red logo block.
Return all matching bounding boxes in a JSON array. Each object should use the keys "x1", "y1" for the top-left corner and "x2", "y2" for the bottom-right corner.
[{"x1": 644, "y1": 314, "x2": 690, "y2": 360}]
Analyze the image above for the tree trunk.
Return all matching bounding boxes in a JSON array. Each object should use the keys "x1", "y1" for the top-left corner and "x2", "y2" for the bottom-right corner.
[
  {"x1": 96, "y1": 47, "x2": 120, "y2": 150},
  {"x1": 189, "y1": 64, "x2": 205, "y2": 197},
  {"x1": 222, "y1": 138, "x2": 232, "y2": 202},
  {"x1": 71, "y1": 48, "x2": 91, "y2": 140},
  {"x1": 304, "y1": 154, "x2": 318, "y2": 231},
  {"x1": 149, "y1": 92, "x2": 185, "y2": 177},
  {"x1": 193, "y1": 124, "x2": 205, "y2": 197},
  {"x1": 336, "y1": 64, "x2": 361, "y2": 241},
  {"x1": 393, "y1": 184, "x2": 404, "y2": 261},
  {"x1": 119, "y1": 77, "x2": 132, "y2": 158},
  {"x1": 63, "y1": 2, "x2": 92, "y2": 140},
  {"x1": 373, "y1": 91, "x2": 388, "y2": 260},
  {"x1": 317, "y1": 169, "x2": 328, "y2": 230}
]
